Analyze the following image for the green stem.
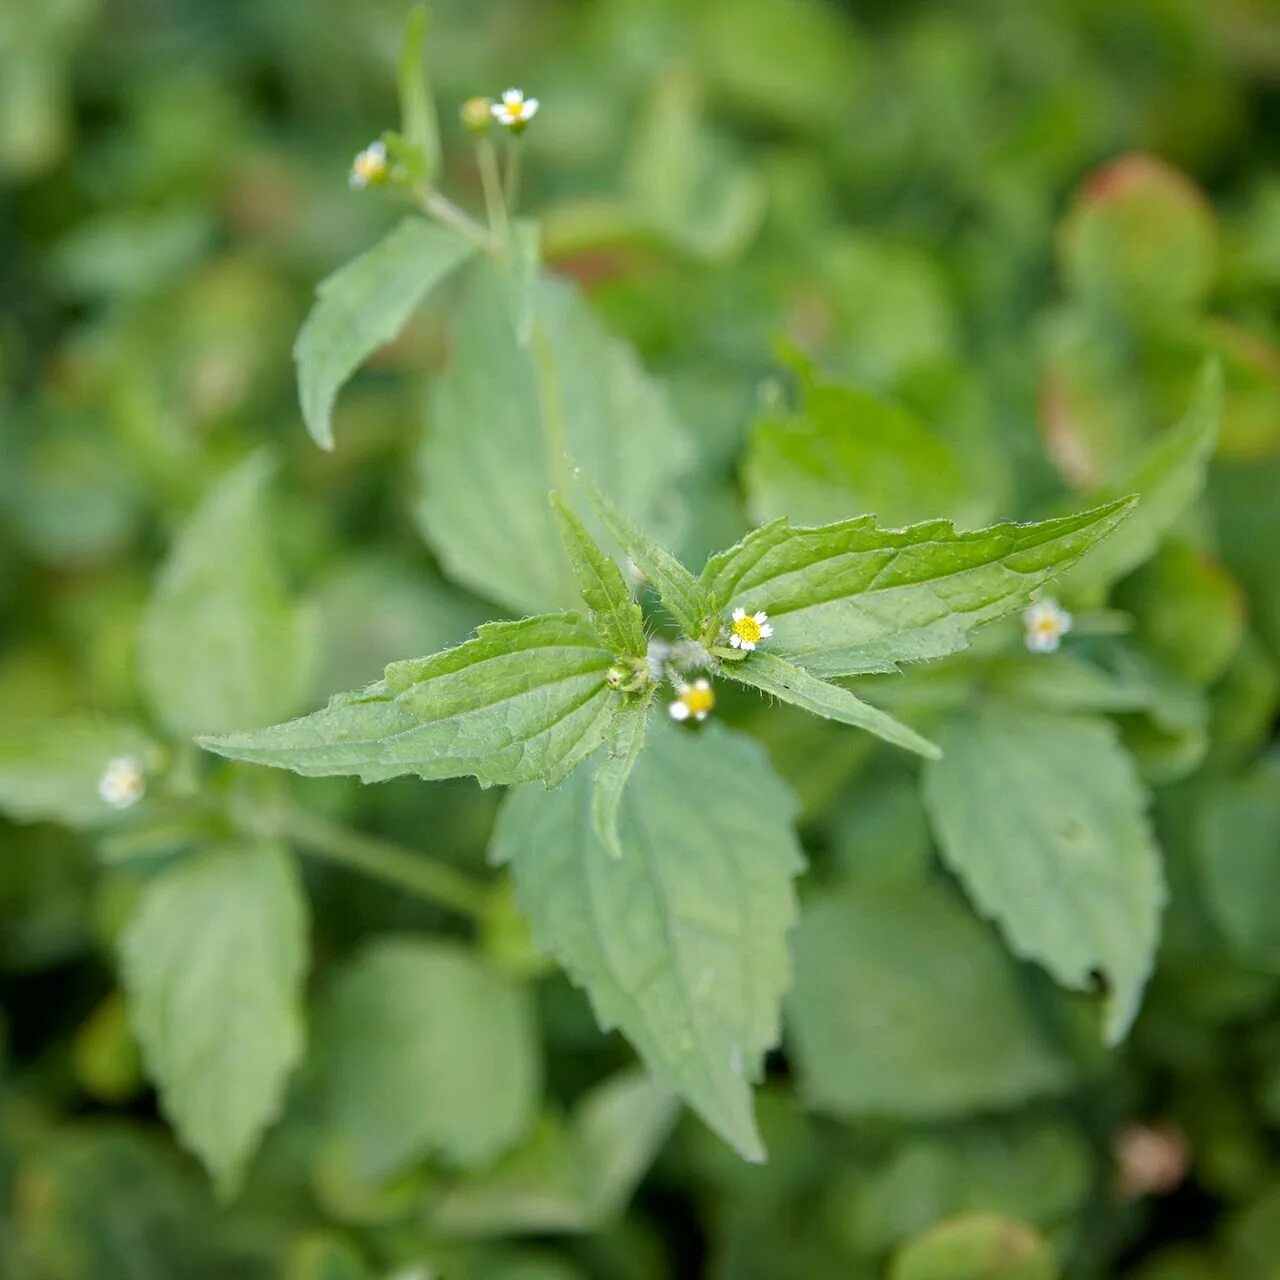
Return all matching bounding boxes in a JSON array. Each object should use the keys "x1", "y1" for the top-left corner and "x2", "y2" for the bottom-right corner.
[
  {"x1": 503, "y1": 136, "x2": 522, "y2": 215},
  {"x1": 269, "y1": 803, "x2": 490, "y2": 921},
  {"x1": 417, "y1": 187, "x2": 495, "y2": 253},
  {"x1": 476, "y1": 137, "x2": 509, "y2": 245}
]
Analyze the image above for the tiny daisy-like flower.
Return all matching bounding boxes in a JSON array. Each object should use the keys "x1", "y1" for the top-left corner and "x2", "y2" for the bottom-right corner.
[
  {"x1": 98, "y1": 756, "x2": 145, "y2": 810},
  {"x1": 669, "y1": 677, "x2": 716, "y2": 723},
  {"x1": 348, "y1": 140, "x2": 389, "y2": 189},
  {"x1": 460, "y1": 96, "x2": 493, "y2": 134},
  {"x1": 728, "y1": 606, "x2": 773, "y2": 652},
  {"x1": 491, "y1": 88, "x2": 539, "y2": 131},
  {"x1": 1024, "y1": 598, "x2": 1073, "y2": 653}
]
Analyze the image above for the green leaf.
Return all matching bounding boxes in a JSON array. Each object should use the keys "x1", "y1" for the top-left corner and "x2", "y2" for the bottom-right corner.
[
  {"x1": 745, "y1": 378, "x2": 968, "y2": 529},
  {"x1": 582, "y1": 473, "x2": 712, "y2": 638},
  {"x1": 286, "y1": 1234, "x2": 374, "y2": 1280},
  {"x1": 119, "y1": 842, "x2": 308, "y2": 1198},
  {"x1": 550, "y1": 492, "x2": 646, "y2": 657},
  {"x1": 722, "y1": 650, "x2": 940, "y2": 759},
  {"x1": 788, "y1": 882, "x2": 1072, "y2": 1119},
  {"x1": 492, "y1": 718, "x2": 804, "y2": 1161},
  {"x1": 889, "y1": 1214, "x2": 1058, "y2": 1280},
  {"x1": 923, "y1": 704, "x2": 1165, "y2": 1044},
  {"x1": 1060, "y1": 360, "x2": 1221, "y2": 596},
  {"x1": 0, "y1": 716, "x2": 159, "y2": 829},
  {"x1": 138, "y1": 453, "x2": 314, "y2": 739},
  {"x1": 700, "y1": 499, "x2": 1135, "y2": 677},
  {"x1": 397, "y1": 5, "x2": 439, "y2": 180},
  {"x1": 295, "y1": 218, "x2": 473, "y2": 450},
  {"x1": 429, "y1": 1068, "x2": 678, "y2": 1236},
  {"x1": 417, "y1": 261, "x2": 690, "y2": 615},
  {"x1": 199, "y1": 612, "x2": 618, "y2": 789},
  {"x1": 315, "y1": 938, "x2": 539, "y2": 1181},
  {"x1": 591, "y1": 690, "x2": 653, "y2": 860}
]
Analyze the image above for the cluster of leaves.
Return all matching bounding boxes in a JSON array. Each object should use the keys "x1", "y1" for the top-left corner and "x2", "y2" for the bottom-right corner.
[{"x1": 2, "y1": 1, "x2": 1280, "y2": 1278}]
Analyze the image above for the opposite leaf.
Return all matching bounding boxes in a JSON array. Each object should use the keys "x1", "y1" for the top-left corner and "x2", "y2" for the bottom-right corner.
[
  {"x1": 923, "y1": 704, "x2": 1165, "y2": 1044},
  {"x1": 296, "y1": 217, "x2": 473, "y2": 450},
  {"x1": 723, "y1": 650, "x2": 940, "y2": 760},
  {"x1": 200, "y1": 613, "x2": 618, "y2": 789},
  {"x1": 120, "y1": 842, "x2": 307, "y2": 1199},
  {"x1": 492, "y1": 718, "x2": 804, "y2": 1162},
  {"x1": 701, "y1": 498, "x2": 1135, "y2": 677},
  {"x1": 315, "y1": 938, "x2": 539, "y2": 1181},
  {"x1": 551, "y1": 492, "x2": 646, "y2": 657},
  {"x1": 138, "y1": 453, "x2": 313, "y2": 739}
]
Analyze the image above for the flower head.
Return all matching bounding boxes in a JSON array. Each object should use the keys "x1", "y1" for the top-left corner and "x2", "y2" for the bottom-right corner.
[
  {"x1": 460, "y1": 96, "x2": 494, "y2": 135},
  {"x1": 348, "y1": 140, "x2": 389, "y2": 190},
  {"x1": 492, "y1": 88, "x2": 539, "y2": 132},
  {"x1": 728, "y1": 607, "x2": 773, "y2": 652},
  {"x1": 668, "y1": 677, "x2": 715, "y2": 723},
  {"x1": 99, "y1": 756, "x2": 145, "y2": 810},
  {"x1": 1024, "y1": 598, "x2": 1073, "y2": 653}
]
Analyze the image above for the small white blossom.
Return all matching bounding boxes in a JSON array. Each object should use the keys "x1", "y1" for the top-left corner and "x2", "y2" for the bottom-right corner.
[
  {"x1": 728, "y1": 607, "x2": 773, "y2": 652},
  {"x1": 491, "y1": 88, "x2": 539, "y2": 130},
  {"x1": 98, "y1": 756, "x2": 145, "y2": 810},
  {"x1": 668, "y1": 677, "x2": 715, "y2": 723},
  {"x1": 1024, "y1": 598, "x2": 1073, "y2": 653},
  {"x1": 348, "y1": 140, "x2": 389, "y2": 189}
]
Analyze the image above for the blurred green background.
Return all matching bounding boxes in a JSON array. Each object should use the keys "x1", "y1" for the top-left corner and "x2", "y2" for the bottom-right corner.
[{"x1": 4, "y1": 0, "x2": 1280, "y2": 1276}]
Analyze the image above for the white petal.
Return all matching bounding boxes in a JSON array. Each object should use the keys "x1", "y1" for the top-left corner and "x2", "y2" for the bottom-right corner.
[
  {"x1": 503, "y1": 88, "x2": 522, "y2": 104},
  {"x1": 759, "y1": 624, "x2": 774, "y2": 638},
  {"x1": 729, "y1": 633, "x2": 742, "y2": 648},
  {"x1": 523, "y1": 99, "x2": 539, "y2": 116},
  {"x1": 732, "y1": 607, "x2": 746, "y2": 621},
  {"x1": 369, "y1": 141, "x2": 387, "y2": 159},
  {"x1": 740, "y1": 639, "x2": 756, "y2": 651},
  {"x1": 490, "y1": 103, "x2": 505, "y2": 119},
  {"x1": 753, "y1": 611, "x2": 768, "y2": 624},
  {"x1": 694, "y1": 710, "x2": 708, "y2": 721},
  {"x1": 668, "y1": 702, "x2": 691, "y2": 721}
]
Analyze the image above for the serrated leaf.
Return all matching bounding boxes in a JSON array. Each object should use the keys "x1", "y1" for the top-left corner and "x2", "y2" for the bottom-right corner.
[
  {"x1": 492, "y1": 718, "x2": 804, "y2": 1161},
  {"x1": 119, "y1": 842, "x2": 307, "y2": 1198},
  {"x1": 889, "y1": 1213, "x2": 1058, "y2": 1280},
  {"x1": 923, "y1": 705, "x2": 1165, "y2": 1044},
  {"x1": 722, "y1": 650, "x2": 940, "y2": 759},
  {"x1": 199, "y1": 613, "x2": 618, "y2": 789},
  {"x1": 700, "y1": 499, "x2": 1135, "y2": 678},
  {"x1": 417, "y1": 261, "x2": 690, "y2": 615},
  {"x1": 788, "y1": 881, "x2": 1072, "y2": 1119},
  {"x1": 295, "y1": 218, "x2": 473, "y2": 450},
  {"x1": 551, "y1": 493, "x2": 646, "y2": 657},
  {"x1": 0, "y1": 716, "x2": 159, "y2": 829},
  {"x1": 1059, "y1": 360, "x2": 1220, "y2": 596},
  {"x1": 138, "y1": 454, "x2": 313, "y2": 739},
  {"x1": 315, "y1": 938, "x2": 539, "y2": 1181},
  {"x1": 582, "y1": 473, "x2": 712, "y2": 637},
  {"x1": 591, "y1": 691, "x2": 653, "y2": 859},
  {"x1": 397, "y1": 6, "x2": 439, "y2": 180}
]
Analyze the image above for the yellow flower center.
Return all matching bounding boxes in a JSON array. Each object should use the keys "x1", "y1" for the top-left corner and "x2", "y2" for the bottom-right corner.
[
  {"x1": 732, "y1": 614, "x2": 763, "y2": 645},
  {"x1": 1035, "y1": 616, "x2": 1059, "y2": 636},
  {"x1": 681, "y1": 683, "x2": 715, "y2": 718}
]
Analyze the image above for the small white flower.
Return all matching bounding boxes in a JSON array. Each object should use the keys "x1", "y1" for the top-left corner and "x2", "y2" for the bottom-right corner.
[
  {"x1": 348, "y1": 140, "x2": 389, "y2": 189},
  {"x1": 98, "y1": 756, "x2": 145, "y2": 810},
  {"x1": 668, "y1": 677, "x2": 715, "y2": 723},
  {"x1": 1024, "y1": 598, "x2": 1073, "y2": 653},
  {"x1": 491, "y1": 88, "x2": 539, "y2": 130},
  {"x1": 728, "y1": 606, "x2": 773, "y2": 652}
]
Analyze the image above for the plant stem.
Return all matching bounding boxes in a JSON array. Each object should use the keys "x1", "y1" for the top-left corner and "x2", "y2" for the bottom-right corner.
[
  {"x1": 503, "y1": 137, "x2": 522, "y2": 215},
  {"x1": 417, "y1": 187, "x2": 494, "y2": 253},
  {"x1": 475, "y1": 138, "x2": 509, "y2": 245},
  {"x1": 269, "y1": 802, "x2": 490, "y2": 921}
]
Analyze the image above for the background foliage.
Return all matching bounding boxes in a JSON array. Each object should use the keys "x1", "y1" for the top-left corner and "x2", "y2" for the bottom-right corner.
[{"x1": 3, "y1": 0, "x2": 1280, "y2": 1276}]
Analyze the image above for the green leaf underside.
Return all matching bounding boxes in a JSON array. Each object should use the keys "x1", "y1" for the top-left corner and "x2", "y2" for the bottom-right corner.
[
  {"x1": 0, "y1": 716, "x2": 158, "y2": 828},
  {"x1": 591, "y1": 690, "x2": 654, "y2": 860},
  {"x1": 923, "y1": 704, "x2": 1165, "y2": 1045},
  {"x1": 724, "y1": 650, "x2": 940, "y2": 759},
  {"x1": 551, "y1": 492, "x2": 647, "y2": 657},
  {"x1": 316, "y1": 939, "x2": 539, "y2": 1181},
  {"x1": 583, "y1": 474, "x2": 712, "y2": 636},
  {"x1": 788, "y1": 882, "x2": 1072, "y2": 1120},
  {"x1": 889, "y1": 1214, "x2": 1058, "y2": 1280},
  {"x1": 1060, "y1": 359, "x2": 1221, "y2": 595},
  {"x1": 492, "y1": 719, "x2": 804, "y2": 1162},
  {"x1": 417, "y1": 261, "x2": 690, "y2": 615},
  {"x1": 120, "y1": 842, "x2": 307, "y2": 1198},
  {"x1": 700, "y1": 498, "x2": 1135, "y2": 677},
  {"x1": 138, "y1": 453, "x2": 312, "y2": 739},
  {"x1": 295, "y1": 218, "x2": 473, "y2": 450},
  {"x1": 199, "y1": 613, "x2": 618, "y2": 789}
]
